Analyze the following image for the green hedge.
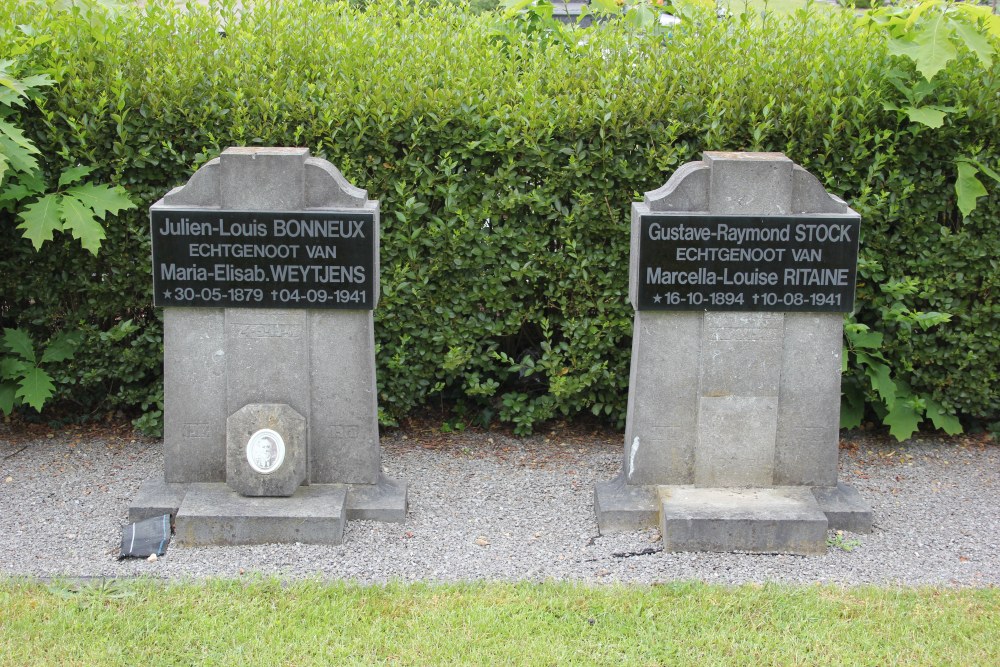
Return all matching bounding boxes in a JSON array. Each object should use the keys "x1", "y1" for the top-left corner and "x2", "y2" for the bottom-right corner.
[{"x1": 1, "y1": 0, "x2": 997, "y2": 433}]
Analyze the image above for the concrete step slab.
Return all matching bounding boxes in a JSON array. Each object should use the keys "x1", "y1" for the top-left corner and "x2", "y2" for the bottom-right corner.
[
  {"x1": 659, "y1": 485, "x2": 829, "y2": 555},
  {"x1": 175, "y1": 483, "x2": 347, "y2": 546}
]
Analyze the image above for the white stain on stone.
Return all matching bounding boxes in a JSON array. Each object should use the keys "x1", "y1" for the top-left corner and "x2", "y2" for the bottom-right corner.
[{"x1": 627, "y1": 436, "x2": 640, "y2": 480}]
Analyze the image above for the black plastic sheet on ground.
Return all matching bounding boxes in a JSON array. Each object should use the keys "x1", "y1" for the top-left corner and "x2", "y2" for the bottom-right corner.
[{"x1": 120, "y1": 514, "x2": 171, "y2": 559}]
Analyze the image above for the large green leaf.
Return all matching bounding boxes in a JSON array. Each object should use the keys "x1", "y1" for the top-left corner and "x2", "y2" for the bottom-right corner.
[
  {"x1": 64, "y1": 182, "x2": 135, "y2": 219},
  {"x1": 0, "y1": 118, "x2": 39, "y2": 155},
  {"x1": 16, "y1": 193, "x2": 63, "y2": 250},
  {"x1": 903, "y1": 0, "x2": 940, "y2": 32},
  {"x1": 913, "y1": 14, "x2": 958, "y2": 80},
  {"x1": 16, "y1": 366, "x2": 55, "y2": 412},
  {"x1": 840, "y1": 388, "x2": 865, "y2": 429},
  {"x1": 625, "y1": 6, "x2": 656, "y2": 29},
  {"x1": 0, "y1": 380, "x2": 17, "y2": 415},
  {"x1": 40, "y1": 331, "x2": 83, "y2": 365},
  {"x1": 2, "y1": 328, "x2": 36, "y2": 363},
  {"x1": 952, "y1": 18, "x2": 993, "y2": 69},
  {"x1": 16, "y1": 73, "x2": 54, "y2": 93},
  {"x1": 0, "y1": 59, "x2": 43, "y2": 108},
  {"x1": 885, "y1": 400, "x2": 921, "y2": 441},
  {"x1": 0, "y1": 88, "x2": 19, "y2": 107},
  {"x1": 60, "y1": 193, "x2": 106, "y2": 255},
  {"x1": 890, "y1": 14, "x2": 957, "y2": 81},
  {"x1": 859, "y1": 352, "x2": 896, "y2": 406},
  {"x1": 902, "y1": 105, "x2": 946, "y2": 128},
  {"x1": 0, "y1": 134, "x2": 39, "y2": 175},
  {"x1": 57, "y1": 165, "x2": 96, "y2": 188},
  {"x1": 912, "y1": 311, "x2": 951, "y2": 330},
  {"x1": 0, "y1": 70, "x2": 28, "y2": 97},
  {"x1": 0, "y1": 355, "x2": 28, "y2": 380},
  {"x1": 502, "y1": 0, "x2": 536, "y2": 13},
  {"x1": 0, "y1": 169, "x2": 44, "y2": 203},
  {"x1": 971, "y1": 159, "x2": 1000, "y2": 185},
  {"x1": 955, "y1": 161, "x2": 987, "y2": 218},
  {"x1": 846, "y1": 330, "x2": 883, "y2": 350},
  {"x1": 924, "y1": 399, "x2": 962, "y2": 435},
  {"x1": 955, "y1": 3, "x2": 1000, "y2": 39}
]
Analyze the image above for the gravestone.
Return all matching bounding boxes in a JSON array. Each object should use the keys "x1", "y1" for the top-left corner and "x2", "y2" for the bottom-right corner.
[
  {"x1": 595, "y1": 152, "x2": 872, "y2": 555},
  {"x1": 130, "y1": 147, "x2": 407, "y2": 546}
]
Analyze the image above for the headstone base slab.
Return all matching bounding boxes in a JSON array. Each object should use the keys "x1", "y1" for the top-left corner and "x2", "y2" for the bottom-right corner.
[
  {"x1": 594, "y1": 474, "x2": 660, "y2": 533},
  {"x1": 812, "y1": 482, "x2": 873, "y2": 534},
  {"x1": 174, "y1": 483, "x2": 346, "y2": 546},
  {"x1": 346, "y1": 474, "x2": 408, "y2": 522},
  {"x1": 659, "y1": 485, "x2": 828, "y2": 555},
  {"x1": 128, "y1": 476, "x2": 188, "y2": 523}
]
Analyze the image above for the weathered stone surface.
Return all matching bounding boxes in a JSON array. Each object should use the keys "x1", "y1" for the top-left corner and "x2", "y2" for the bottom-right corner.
[
  {"x1": 305, "y1": 157, "x2": 369, "y2": 208},
  {"x1": 644, "y1": 161, "x2": 710, "y2": 213},
  {"x1": 225, "y1": 310, "x2": 310, "y2": 421},
  {"x1": 622, "y1": 311, "x2": 700, "y2": 486},
  {"x1": 226, "y1": 403, "x2": 306, "y2": 497},
  {"x1": 128, "y1": 476, "x2": 188, "y2": 523},
  {"x1": 792, "y1": 165, "x2": 851, "y2": 214},
  {"x1": 174, "y1": 483, "x2": 347, "y2": 546},
  {"x1": 694, "y1": 312, "x2": 782, "y2": 487},
  {"x1": 218, "y1": 146, "x2": 308, "y2": 210},
  {"x1": 594, "y1": 473, "x2": 660, "y2": 533},
  {"x1": 659, "y1": 486, "x2": 828, "y2": 555},
  {"x1": 163, "y1": 308, "x2": 226, "y2": 483},
  {"x1": 346, "y1": 474, "x2": 408, "y2": 522},
  {"x1": 309, "y1": 310, "x2": 381, "y2": 485},
  {"x1": 812, "y1": 483, "x2": 873, "y2": 534},
  {"x1": 700, "y1": 312, "x2": 783, "y2": 397},
  {"x1": 704, "y1": 151, "x2": 793, "y2": 215},
  {"x1": 695, "y1": 396, "x2": 778, "y2": 487},
  {"x1": 774, "y1": 313, "x2": 842, "y2": 486}
]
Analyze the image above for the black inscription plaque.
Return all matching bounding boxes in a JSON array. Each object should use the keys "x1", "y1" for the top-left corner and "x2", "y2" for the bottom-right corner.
[
  {"x1": 638, "y1": 214, "x2": 859, "y2": 312},
  {"x1": 151, "y1": 209, "x2": 375, "y2": 309}
]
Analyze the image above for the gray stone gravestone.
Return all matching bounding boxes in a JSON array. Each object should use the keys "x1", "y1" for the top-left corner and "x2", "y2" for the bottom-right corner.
[
  {"x1": 595, "y1": 152, "x2": 872, "y2": 555},
  {"x1": 130, "y1": 147, "x2": 406, "y2": 546}
]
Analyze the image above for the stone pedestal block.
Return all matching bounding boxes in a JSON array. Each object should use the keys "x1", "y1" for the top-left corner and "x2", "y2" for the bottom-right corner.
[
  {"x1": 659, "y1": 486, "x2": 829, "y2": 556},
  {"x1": 174, "y1": 484, "x2": 347, "y2": 546},
  {"x1": 594, "y1": 473, "x2": 660, "y2": 533}
]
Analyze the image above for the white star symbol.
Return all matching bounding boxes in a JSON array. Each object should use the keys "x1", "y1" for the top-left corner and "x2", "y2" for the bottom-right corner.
[
  {"x1": 163, "y1": 291, "x2": 172, "y2": 300},
  {"x1": 653, "y1": 294, "x2": 662, "y2": 304}
]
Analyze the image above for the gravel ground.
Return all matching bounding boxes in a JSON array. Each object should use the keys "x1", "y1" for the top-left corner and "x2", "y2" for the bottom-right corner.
[{"x1": 1, "y1": 422, "x2": 997, "y2": 587}]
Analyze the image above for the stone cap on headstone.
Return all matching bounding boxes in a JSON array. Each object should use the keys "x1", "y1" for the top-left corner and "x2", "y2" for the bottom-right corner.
[
  {"x1": 159, "y1": 147, "x2": 370, "y2": 211},
  {"x1": 642, "y1": 152, "x2": 849, "y2": 215}
]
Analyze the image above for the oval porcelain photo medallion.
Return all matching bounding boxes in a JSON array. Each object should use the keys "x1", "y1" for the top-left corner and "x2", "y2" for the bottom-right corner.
[{"x1": 246, "y1": 429, "x2": 286, "y2": 474}]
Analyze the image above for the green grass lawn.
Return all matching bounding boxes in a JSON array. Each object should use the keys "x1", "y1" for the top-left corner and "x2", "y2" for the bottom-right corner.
[{"x1": 2, "y1": 578, "x2": 997, "y2": 665}]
